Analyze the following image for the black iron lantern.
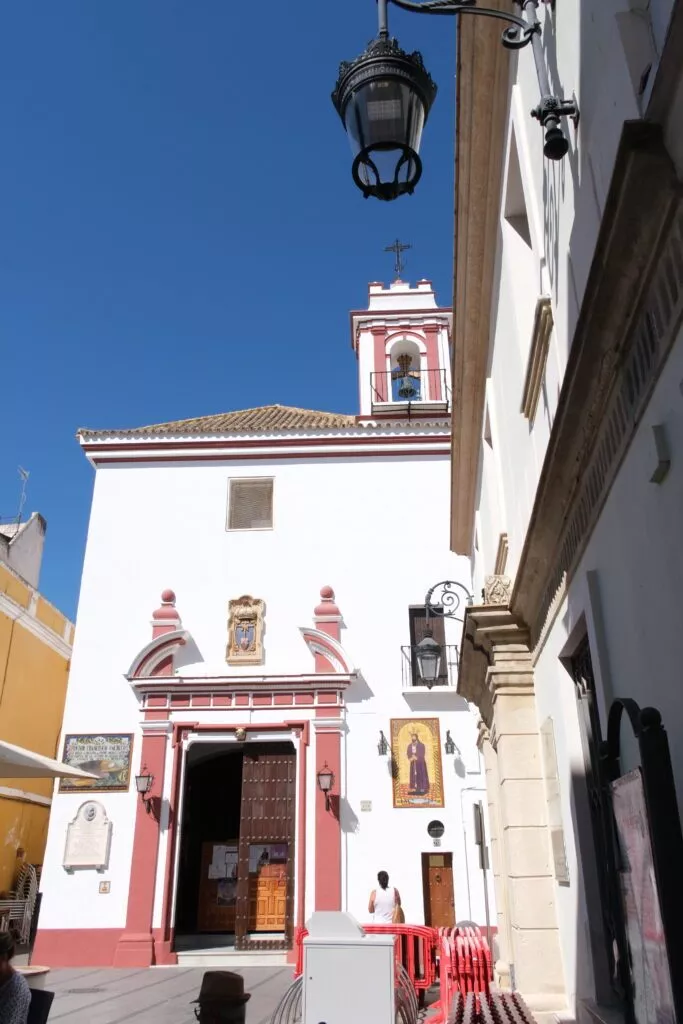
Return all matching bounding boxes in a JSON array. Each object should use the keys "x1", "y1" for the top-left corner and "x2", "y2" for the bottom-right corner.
[
  {"x1": 135, "y1": 765, "x2": 154, "y2": 806},
  {"x1": 332, "y1": 35, "x2": 437, "y2": 201},
  {"x1": 317, "y1": 762, "x2": 335, "y2": 810},
  {"x1": 333, "y1": 0, "x2": 577, "y2": 201},
  {"x1": 416, "y1": 630, "x2": 442, "y2": 688},
  {"x1": 378, "y1": 730, "x2": 389, "y2": 756},
  {"x1": 444, "y1": 730, "x2": 456, "y2": 756}
]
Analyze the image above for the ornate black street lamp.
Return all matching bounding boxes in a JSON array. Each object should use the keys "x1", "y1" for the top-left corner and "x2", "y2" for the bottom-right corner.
[{"x1": 332, "y1": 0, "x2": 578, "y2": 200}]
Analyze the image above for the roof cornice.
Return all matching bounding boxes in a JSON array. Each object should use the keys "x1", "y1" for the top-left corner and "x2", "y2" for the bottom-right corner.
[{"x1": 450, "y1": 2, "x2": 511, "y2": 555}]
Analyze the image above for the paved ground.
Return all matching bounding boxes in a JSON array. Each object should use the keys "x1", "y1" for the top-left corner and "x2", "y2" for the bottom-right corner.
[{"x1": 42, "y1": 966, "x2": 294, "y2": 1023}]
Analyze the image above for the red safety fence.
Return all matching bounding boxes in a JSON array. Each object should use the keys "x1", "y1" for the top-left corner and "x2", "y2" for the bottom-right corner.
[{"x1": 294, "y1": 921, "x2": 493, "y2": 1010}]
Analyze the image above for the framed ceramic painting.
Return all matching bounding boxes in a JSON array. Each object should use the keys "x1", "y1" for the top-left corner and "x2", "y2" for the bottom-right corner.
[
  {"x1": 58, "y1": 734, "x2": 134, "y2": 792},
  {"x1": 390, "y1": 718, "x2": 444, "y2": 809}
]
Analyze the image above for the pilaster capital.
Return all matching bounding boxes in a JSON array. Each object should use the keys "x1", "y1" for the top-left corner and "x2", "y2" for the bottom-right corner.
[{"x1": 458, "y1": 606, "x2": 533, "y2": 728}]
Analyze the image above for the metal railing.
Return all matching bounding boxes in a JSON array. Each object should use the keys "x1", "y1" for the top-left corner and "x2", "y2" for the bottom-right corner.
[
  {"x1": 401, "y1": 644, "x2": 458, "y2": 688},
  {"x1": 370, "y1": 368, "x2": 451, "y2": 408}
]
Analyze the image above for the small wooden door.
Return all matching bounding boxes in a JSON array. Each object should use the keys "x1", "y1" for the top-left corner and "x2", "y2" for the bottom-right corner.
[
  {"x1": 248, "y1": 861, "x2": 287, "y2": 931},
  {"x1": 422, "y1": 853, "x2": 455, "y2": 928}
]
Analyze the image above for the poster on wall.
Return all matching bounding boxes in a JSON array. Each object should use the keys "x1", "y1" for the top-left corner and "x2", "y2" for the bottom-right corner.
[
  {"x1": 58, "y1": 734, "x2": 134, "y2": 792},
  {"x1": 390, "y1": 718, "x2": 444, "y2": 809},
  {"x1": 611, "y1": 769, "x2": 675, "y2": 1024}
]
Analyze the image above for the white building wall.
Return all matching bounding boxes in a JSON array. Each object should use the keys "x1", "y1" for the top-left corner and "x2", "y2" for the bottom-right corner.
[
  {"x1": 466, "y1": 1, "x2": 682, "y2": 1011},
  {"x1": 40, "y1": 450, "x2": 494, "y2": 934}
]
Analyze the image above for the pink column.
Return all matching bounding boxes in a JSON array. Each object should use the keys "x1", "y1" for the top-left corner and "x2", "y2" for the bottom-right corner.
[
  {"x1": 424, "y1": 325, "x2": 442, "y2": 400},
  {"x1": 113, "y1": 723, "x2": 169, "y2": 966},
  {"x1": 314, "y1": 721, "x2": 342, "y2": 911}
]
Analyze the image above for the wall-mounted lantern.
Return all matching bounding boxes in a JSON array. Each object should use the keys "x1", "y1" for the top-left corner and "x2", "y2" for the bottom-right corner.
[
  {"x1": 332, "y1": 0, "x2": 578, "y2": 201},
  {"x1": 317, "y1": 763, "x2": 335, "y2": 811},
  {"x1": 135, "y1": 765, "x2": 154, "y2": 812},
  {"x1": 378, "y1": 731, "x2": 389, "y2": 756}
]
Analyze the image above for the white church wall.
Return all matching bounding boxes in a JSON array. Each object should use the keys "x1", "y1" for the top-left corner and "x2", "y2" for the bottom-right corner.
[{"x1": 40, "y1": 447, "x2": 492, "y2": 932}]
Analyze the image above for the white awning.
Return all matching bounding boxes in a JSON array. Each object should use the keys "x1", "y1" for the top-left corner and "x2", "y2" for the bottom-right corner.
[{"x1": 0, "y1": 740, "x2": 98, "y2": 780}]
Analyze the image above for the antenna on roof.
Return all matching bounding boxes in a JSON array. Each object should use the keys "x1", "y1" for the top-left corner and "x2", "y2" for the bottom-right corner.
[
  {"x1": 16, "y1": 467, "x2": 29, "y2": 524},
  {"x1": 0, "y1": 467, "x2": 29, "y2": 528}
]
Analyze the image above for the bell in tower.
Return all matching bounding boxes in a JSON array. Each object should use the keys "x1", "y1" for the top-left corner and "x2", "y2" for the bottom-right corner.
[{"x1": 392, "y1": 353, "x2": 422, "y2": 401}]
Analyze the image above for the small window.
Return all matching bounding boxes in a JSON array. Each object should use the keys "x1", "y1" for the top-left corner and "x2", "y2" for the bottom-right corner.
[{"x1": 227, "y1": 479, "x2": 273, "y2": 531}]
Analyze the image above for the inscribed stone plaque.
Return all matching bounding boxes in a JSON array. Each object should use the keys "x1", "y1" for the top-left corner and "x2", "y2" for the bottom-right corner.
[
  {"x1": 63, "y1": 801, "x2": 112, "y2": 872},
  {"x1": 360, "y1": 800, "x2": 372, "y2": 812}
]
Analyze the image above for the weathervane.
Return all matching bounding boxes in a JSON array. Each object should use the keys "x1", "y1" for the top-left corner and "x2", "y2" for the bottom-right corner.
[{"x1": 384, "y1": 238, "x2": 411, "y2": 278}]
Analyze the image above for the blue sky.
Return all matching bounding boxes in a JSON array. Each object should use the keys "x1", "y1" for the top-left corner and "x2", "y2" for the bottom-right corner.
[{"x1": 0, "y1": 1, "x2": 456, "y2": 619}]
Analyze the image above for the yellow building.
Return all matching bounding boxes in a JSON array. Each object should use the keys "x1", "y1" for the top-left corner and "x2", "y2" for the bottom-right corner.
[{"x1": 0, "y1": 514, "x2": 73, "y2": 892}]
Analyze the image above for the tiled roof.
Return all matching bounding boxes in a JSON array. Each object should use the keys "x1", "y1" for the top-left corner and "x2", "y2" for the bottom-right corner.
[{"x1": 79, "y1": 404, "x2": 358, "y2": 438}]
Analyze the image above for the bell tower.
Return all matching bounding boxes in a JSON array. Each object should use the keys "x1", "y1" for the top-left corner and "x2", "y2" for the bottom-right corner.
[{"x1": 350, "y1": 278, "x2": 452, "y2": 418}]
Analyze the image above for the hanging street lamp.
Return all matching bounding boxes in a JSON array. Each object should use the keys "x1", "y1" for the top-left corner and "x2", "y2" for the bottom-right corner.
[
  {"x1": 332, "y1": 0, "x2": 578, "y2": 201},
  {"x1": 415, "y1": 631, "x2": 443, "y2": 688}
]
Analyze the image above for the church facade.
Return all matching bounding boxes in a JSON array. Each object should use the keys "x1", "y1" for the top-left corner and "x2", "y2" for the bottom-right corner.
[{"x1": 34, "y1": 278, "x2": 494, "y2": 968}]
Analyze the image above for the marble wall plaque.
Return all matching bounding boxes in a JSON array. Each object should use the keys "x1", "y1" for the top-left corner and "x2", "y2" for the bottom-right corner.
[{"x1": 63, "y1": 801, "x2": 112, "y2": 872}]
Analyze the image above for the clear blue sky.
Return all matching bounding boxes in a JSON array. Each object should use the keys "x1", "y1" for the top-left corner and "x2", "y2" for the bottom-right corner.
[{"x1": 0, "y1": 1, "x2": 456, "y2": 620}]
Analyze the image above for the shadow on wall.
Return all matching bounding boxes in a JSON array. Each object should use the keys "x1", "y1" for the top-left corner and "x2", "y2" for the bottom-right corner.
[{"x1": 345, "y1": 672, "x2": 374, "y2": 704}]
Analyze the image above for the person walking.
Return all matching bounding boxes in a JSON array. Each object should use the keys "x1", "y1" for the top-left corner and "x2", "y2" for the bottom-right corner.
[
  {"x1": 0, "y1": 930, "x2": 31, "y2": 1024},
  {"x1": 368, "y1": 870, "x2": 402, "y2": 923}
]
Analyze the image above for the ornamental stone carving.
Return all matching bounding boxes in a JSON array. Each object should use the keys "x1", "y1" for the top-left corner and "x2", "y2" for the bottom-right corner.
[
  {"x1": 483, "y1": 575, "x2": 512, "y2": 606},
  {"x1": 226, "y1": 595, "x2": 265, "y2": 666}
]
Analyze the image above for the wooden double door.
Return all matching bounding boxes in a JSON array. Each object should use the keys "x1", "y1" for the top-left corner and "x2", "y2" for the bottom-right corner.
[
  {"x1": 235, "y1": 747, "x2": 296, "y2": 949},
  {"x1": 422, "y1": 852, "x2": 455, "y2": 928}
]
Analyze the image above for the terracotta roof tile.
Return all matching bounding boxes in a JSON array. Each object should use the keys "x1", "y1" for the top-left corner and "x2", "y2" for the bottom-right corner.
[{"x1": 79, "y1": 404, "x2": 357, "y2": 438}]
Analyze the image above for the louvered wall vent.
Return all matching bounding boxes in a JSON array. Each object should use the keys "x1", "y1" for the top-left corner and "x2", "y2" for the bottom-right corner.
[{"x1": 227, "y1": 479, "x2": 274, "y2": 530}]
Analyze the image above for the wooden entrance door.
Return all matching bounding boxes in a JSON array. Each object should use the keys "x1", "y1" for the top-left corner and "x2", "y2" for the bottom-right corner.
[
  {"x1": 235, "y1": 747, "x2": 296, "y2": 949},
  {"x1": 422, "y1": 853, "x2": 454, "y2": 928}
]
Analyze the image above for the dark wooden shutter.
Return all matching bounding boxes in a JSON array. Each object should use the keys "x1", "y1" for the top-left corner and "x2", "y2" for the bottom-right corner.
[
  {"x1": 235, "y1": 748, "x2": 296, "y2": 950},
  {"x1": 409, "y1": 606, "x2": 447, "y2": 685},
  {"x1": 228, "y1": 479, "x2": 273, "y2": 530}
]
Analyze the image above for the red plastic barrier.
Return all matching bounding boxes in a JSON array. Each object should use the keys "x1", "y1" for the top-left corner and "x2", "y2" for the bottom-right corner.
[{"x1": 294, "y1": 922, "x2": 439, "y2": 994}]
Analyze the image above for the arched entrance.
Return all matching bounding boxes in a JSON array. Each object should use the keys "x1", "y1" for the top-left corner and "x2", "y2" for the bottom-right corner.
[{"x1": 173, "y1": 739, "x2": 297, "y2": 954}]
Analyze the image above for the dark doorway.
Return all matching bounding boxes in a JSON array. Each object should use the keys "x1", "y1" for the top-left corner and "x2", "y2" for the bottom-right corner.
[
  {"x1": 174, "y1": 741, "x2": 297, "y2": 953},
  {"x1": 175, "y1": 746, "x2": 243, "y2": 937}
]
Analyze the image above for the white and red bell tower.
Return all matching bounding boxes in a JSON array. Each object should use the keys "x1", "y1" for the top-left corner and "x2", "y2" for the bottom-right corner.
[{"x1": 350, "y1": 278, "x2": 452, "y2": 418}]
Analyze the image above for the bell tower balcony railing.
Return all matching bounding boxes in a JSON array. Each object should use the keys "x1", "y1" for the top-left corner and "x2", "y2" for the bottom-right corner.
[{"x1": 370, "y1": 368, "x2": 451, "y2": 414}]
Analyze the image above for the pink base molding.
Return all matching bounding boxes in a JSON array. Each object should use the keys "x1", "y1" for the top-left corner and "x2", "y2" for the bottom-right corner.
[
  {"x1": 33, "y1": 929, "x2": 179, "y2": 968},
  {"x1": 34, "y1": 929, "x2": 122, "y2": 967}
]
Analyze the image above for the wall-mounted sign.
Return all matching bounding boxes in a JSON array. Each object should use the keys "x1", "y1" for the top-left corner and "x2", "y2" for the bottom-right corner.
[
  {"x1": 360, "y1": 800, "x2": 372, "y2": 812},
  {"x1": 59, "y1": 734, "x2": 133, "y2": 793},
  {"x1": 98, "y1": 881, "x2": 111, "y2": 894},
  {"x1": 63, "y1": 801, "x2": 112, "y2": 872},
  {"x1": 612, "y1": 769, "x2": 675, "y2": 1024}
]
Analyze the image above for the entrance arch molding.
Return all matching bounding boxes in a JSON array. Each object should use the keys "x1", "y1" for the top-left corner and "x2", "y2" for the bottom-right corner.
[{"x1": 154, "y1": 720, "x2": 310, "y2": 965}]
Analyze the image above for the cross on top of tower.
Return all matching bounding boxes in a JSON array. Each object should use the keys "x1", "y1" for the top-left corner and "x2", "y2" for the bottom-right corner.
[{"x1": 384, "y1": 239, "x2": 411, "y2": 279}]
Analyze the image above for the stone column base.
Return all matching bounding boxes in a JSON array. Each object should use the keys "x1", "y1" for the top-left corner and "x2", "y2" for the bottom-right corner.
[{"x1": 113, "y1": 932, "x2": 155, "y2": 967}]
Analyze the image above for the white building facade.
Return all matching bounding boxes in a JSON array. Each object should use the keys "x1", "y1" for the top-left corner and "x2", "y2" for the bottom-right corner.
[
  {"x1": 451, "y1": 1, "x2": 683, "y2": 1022},
  {"x1": 35, "y1": 279, "x2": 495, "y2": 969}
]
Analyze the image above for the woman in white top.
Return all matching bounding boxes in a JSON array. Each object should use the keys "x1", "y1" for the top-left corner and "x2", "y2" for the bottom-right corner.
[{"x1": 368, "y1": 870, "x2": 401, "y2": 923}]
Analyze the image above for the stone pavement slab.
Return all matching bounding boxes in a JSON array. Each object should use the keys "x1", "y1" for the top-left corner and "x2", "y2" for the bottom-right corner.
[{"x1": 43, "y1": 965, "x2": 293, "y2": 1023}]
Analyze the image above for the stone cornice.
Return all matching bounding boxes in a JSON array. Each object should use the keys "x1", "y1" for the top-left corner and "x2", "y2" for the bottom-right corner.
[
  {"x1": 511, "y1": 122, "x2": 681, "y2": 645},
  {"x1": 450, "y1": 1, "x2": 511, "y2": 555}
]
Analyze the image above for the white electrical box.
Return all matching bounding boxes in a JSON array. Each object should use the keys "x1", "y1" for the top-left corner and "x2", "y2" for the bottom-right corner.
[{"x1": 303, "y1": 912, "x2": 395, "y2": 1024}]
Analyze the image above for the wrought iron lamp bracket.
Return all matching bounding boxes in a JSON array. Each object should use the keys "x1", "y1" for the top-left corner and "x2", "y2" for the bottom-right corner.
[
  {"x1": 381, "y1": 0, "x2": 579, "y2": 158},
  {"x1": 424, "y1": 579, "x2": 473, "y2": 622},
  {"x1": 386, "y1": 0, "x2": 539, "y2": 50}
]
